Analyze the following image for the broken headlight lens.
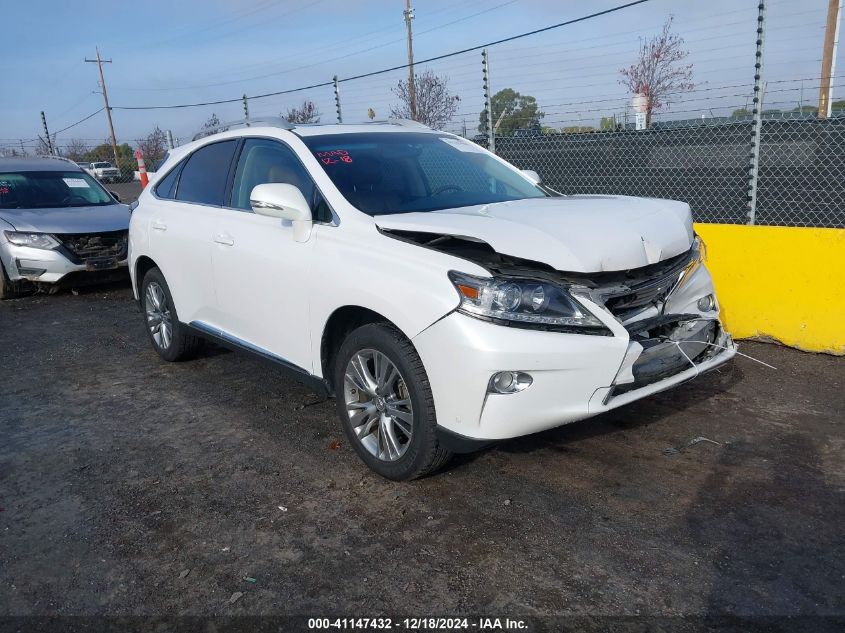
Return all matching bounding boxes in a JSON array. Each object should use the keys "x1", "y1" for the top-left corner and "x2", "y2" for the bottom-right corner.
[
  {"x1": 449, "y1": 271, "x2": 606, "y2": 331},
  {"x1": 3, "y1": 231, "x2": 60, "y2": 250},
  {"x1": 693, "y1": 234, "x2": 706, "y2": 262}
]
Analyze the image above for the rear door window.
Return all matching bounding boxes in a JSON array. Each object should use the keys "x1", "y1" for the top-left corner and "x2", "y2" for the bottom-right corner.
[
  {"x1": 176, "y1": 140, "x2": 238, "y2": 206},
  {"x1": 154, "y1": 159, "x2": 185, "y2": 199}
]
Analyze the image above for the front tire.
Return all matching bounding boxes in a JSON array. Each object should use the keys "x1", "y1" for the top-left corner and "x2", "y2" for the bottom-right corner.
[
  {"x1": 140, "y1": 267, "x2": 203, "y2": 362},
  {"x1": 333, "y1": 323, "x2": 451, "y2": 480},
  {"x1": 0, "y1": 260, "x2": 22, "y2": 300}
]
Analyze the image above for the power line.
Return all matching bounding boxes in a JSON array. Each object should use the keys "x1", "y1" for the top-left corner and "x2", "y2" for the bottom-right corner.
[
  {"x1": 52, "y1": 108, "x2": 105, "y2": 135},
  {"x1": 111, "y1": 0, "x2": 650, "y2": 111},
  {"x1": 118, "y1": 0, "x2": 519, "y2": 93}
]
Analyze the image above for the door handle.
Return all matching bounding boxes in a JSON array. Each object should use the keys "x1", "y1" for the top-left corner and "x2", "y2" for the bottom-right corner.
[
  {"x1": 151, "y1": 221, "x2": 167, "y2": 231},
  {"x1": 213, "y1": 232, "x2": 234, "y2": 246}
]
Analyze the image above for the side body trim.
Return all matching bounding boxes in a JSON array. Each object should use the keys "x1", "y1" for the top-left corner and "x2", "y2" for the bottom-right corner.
[{"x1": 188, "y1": 321, "x2": 331, "y2": 398}]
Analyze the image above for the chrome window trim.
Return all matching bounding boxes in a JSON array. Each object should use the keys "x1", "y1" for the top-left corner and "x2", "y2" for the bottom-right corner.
[{"x1": 228, "y1": 135, "x2": 340, "y2": 227}]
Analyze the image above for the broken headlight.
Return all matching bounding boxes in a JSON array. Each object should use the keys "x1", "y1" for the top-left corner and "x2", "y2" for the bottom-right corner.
[
  {"x1": 3, "y1": 231, "x2": 60, "y2": 250},
  {"x1": 449, "y1": 271, "x2": 607, "y2": 333}
]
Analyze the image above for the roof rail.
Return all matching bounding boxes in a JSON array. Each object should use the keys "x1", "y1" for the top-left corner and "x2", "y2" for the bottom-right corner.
[
  {"x1": 39, "y1": 155, "x2": 80, "y2": 165},
  {"x1": 366, "y1": 118, "x2": 430, "y2": 129},
  {"x1": 192, "y1": 116, "x2": 295, "y2": 141},
  {"x1": 388, "y1": 118, "x2": 430, "y2": 129}
]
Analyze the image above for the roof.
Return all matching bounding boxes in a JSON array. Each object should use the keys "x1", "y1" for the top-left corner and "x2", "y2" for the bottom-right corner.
[
  {"x1": 191, "y1": 117, "x2": 440, "y2": 142},
  {"x1": 292, "y1": 122, "x2": 441, "y2": 137},
  {"x1": 0, "y1": 156, "x2": 83, "y2": 172}
]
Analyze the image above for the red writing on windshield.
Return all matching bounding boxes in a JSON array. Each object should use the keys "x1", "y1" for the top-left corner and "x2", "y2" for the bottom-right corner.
[{"x1": 316, "y1": 150, "x2": 352, "y2": 165}]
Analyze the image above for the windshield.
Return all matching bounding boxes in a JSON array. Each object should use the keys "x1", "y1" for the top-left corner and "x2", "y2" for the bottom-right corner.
[
  {"x1": 302, "y1": 132, "x2": 549, "y2": 215},
  {"x1": 0, "y1": 171, "x2": 116, "y2": 209},
  {"x1": 93, "y1": 162, "x2": 113, "y2": 169}
]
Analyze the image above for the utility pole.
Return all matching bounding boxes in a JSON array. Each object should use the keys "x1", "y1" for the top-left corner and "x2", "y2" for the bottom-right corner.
[
  {"x1": 243, "y1": 94, "x2": 250, "y2": 125},
  {"x1": 85, "y1": 47, "x2": 120, "y2": 169},
  {"x1": 40, "y1": 111, "x2": 55, "y2": 155},
  {"x1": 818, "y1": 0, "x2": 842, "y2": 118},
  {"x1": 404, "y1": 0, "x2": 417, "y2": 120},
  {"x1": 166, "y1": 129, "x2": 175, "y2": 150}
]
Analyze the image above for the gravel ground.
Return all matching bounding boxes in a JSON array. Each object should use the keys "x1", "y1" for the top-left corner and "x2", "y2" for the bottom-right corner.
[
  {"x1": 0, "y1": 284, "x2": 843, "y2": 624},
  {"x1": 107, "y1": 181, "x2": 142, "y2": 204}
]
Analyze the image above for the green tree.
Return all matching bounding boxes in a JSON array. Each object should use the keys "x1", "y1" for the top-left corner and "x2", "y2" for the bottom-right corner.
[
  {"x1": 600, "y1": 116, "x2": 616, "y2": 130},
  {"x1": 731, "y1": 108, "x2": 751, "y2": 118},
  {"x1": 85, "y1": 142, "x2": 134, "y2": 175},
  {"x1": 791, "y1": 105, "x2": 818, "y2": 115},
  {"x1": 832, "y1": 100, "x2": 845, "y2": 112},
  {"x1": 478, "y1": 88, "x2": 543, "y2": 137}
]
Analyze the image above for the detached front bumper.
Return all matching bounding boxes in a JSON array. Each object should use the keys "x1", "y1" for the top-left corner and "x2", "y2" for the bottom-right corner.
[
  {"x1": 413, "y1": 263, "x2": 735, "y2": 445},
  {"x1": 1, "y1": 239, "x2": 127, "y2": 285}
]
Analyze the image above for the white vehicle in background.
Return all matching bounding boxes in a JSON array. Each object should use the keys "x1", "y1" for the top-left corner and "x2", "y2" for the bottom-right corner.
[
  {"x1": 128, "y1": 118, "x2": 735, "y2": 480},
  {"x1": 84, "y1": 161, "x2": 121, "y2": 183}
]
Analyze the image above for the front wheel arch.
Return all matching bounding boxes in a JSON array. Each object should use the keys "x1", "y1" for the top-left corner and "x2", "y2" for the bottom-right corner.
[{"x1": 320, "y1": 305, "x2": 401, "y2": 393}]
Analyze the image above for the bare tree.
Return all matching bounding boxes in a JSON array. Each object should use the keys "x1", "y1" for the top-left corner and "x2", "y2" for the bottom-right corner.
[
  {"x1": 619, "y1": 17, "x2": 694, "y2": 127},
  {"x1": 65, "y1": 139, "x2": 91, "y2": 162},
  {"x1": 35, "y1": 136, "x2": 57, "y2": 156},
  {"x1": 390, "y1": 70, "x2": 459, "y2": 129},
  {"x1": 137, "y1": 126, "x2": 168, "y2": 164},
  {"x1": 284, "y1": 100, "x2": 321, "y2": 124},
  {"x1": 194, "y1": 113, "x2": 221, "y2": 139}
]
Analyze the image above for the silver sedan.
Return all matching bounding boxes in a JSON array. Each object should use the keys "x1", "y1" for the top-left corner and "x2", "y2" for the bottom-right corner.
[{"x1": 0, "y1": 157, "x2": 130, "y2": 299}]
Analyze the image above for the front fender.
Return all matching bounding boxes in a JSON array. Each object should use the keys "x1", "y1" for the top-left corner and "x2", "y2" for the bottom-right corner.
[{"x1": 308, "y1": 222, "x2": 488, "y2": 377}]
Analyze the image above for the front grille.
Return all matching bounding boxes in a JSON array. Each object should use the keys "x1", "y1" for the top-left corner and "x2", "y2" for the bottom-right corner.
[
  {"x1": 57, "y1": 230, "x2": 128, "y2": 263},
  {"x1": 604, "y1": 269, "x2": 682, "y2": 317},
  {"x1": 598, "y1": 250, "x2": 695, "y2": 320}
]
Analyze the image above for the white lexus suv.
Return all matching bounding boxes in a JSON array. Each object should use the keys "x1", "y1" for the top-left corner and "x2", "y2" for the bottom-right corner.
[{"x1": 128, "y1": 118, "x2": 735, "y2": 480}]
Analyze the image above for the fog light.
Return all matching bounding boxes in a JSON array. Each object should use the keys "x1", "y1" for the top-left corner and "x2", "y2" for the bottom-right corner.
[
  {"x1": 697, "y1": 294, "x2": 715, "y2": 312},
  {"x1": 15, "y1": 261, "x2": 46, "y2": 277},
  {"x1": 488, "y1": 371, "x2": 533, "y2": 394}
]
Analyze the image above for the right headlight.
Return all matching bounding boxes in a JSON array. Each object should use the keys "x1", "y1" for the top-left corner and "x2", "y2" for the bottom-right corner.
[
  {"x1": 3, "y1": 231, "x2": 60, "y2": 250},
  {"x1": 449, "y1": 271, "x2": 609, "y2": 334}
]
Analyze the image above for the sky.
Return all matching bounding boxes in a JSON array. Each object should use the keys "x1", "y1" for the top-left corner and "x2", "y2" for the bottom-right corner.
[{"x1": 2, "y1": 0, "x2": 842, "y2": 152}]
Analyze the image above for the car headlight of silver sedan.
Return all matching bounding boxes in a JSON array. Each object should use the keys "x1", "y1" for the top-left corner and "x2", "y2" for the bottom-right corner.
[
  {"x1": 448, "y1": 271, "x2": 609, "y2": 334},
  {"x1": 3, "y1": 231, "x2": 60, "y2": 250}
]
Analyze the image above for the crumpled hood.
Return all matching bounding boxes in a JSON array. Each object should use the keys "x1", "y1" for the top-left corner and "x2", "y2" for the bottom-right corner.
[
  {"x1": 375, "y1": 195, "x2": 695, "y2": 272},
  {"x1": 0, "y1": 203, "x2": 130, "y2": 234}
]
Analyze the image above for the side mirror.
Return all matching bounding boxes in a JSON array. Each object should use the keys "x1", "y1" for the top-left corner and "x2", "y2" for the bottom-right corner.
[
  {"x1": 250, "y1": 183, "x2": 313, "y2": 242},
  {"x1": 109, "y1": 191, "x2": 122, "y2": 203},
  {"x1": 522, "y1": 169, "x2": 541, "y2": 184}
]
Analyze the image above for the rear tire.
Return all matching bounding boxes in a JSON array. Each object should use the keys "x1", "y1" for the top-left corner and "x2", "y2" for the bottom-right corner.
[
  {"x1": 333, "y1": 323, "x2": 451, "y2": 480},
  {"x1": 140, "y1": 267, "x2": 203, "y2": 362}
]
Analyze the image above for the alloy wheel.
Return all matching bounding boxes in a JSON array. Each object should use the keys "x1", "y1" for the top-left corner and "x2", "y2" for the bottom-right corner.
[
  {"x1": 343, "y1": 349, "x2": 414, "y2": 462},
  {"x1": 145, "y1": 281, "x2": 172, "y2": 350}
]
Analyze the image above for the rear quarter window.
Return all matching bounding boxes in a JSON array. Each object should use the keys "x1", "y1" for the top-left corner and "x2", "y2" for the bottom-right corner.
[{"x1": 154, "y1": 159, "x2": 185, "y2": 200}]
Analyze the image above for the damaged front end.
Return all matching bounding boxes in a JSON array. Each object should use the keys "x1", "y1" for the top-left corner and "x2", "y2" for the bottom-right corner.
[{"x1": 383, "y1": 228, "x2": 734, "y2": 397}]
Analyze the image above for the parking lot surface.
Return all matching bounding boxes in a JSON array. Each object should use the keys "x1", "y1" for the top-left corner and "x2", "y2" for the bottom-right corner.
[{"x1": 1, "y1": 285, "x2": 843, "y2": 618}]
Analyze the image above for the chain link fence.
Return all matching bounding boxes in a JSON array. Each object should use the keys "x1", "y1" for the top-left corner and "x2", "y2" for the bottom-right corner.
[{"x1": 486, "y1": 116, "x2": 845, "y2": 228}]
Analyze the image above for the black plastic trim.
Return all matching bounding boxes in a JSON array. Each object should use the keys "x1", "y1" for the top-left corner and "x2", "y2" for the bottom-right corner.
[
  {"x1": 187, "y1": 322, "x2": 331, "y2": 399},
  {"x1": 436, "y1": 426, "x2": 497, "y2": 454}
]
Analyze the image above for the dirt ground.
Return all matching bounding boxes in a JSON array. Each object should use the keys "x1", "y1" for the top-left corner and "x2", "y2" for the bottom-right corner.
[{"x1": 0, "y1": 284, "x2": 843, "y2": 625}]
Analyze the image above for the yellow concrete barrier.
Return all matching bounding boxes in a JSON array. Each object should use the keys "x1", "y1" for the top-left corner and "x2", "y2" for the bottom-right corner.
[{"x1": 694, "y1": 223, "x2": 845, "y2": 355}]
